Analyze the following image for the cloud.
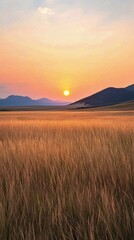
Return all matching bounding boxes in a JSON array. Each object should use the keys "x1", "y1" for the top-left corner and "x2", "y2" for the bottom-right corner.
[{"x1": 38, "y1": 7, "x2": 55, "y2": 15}]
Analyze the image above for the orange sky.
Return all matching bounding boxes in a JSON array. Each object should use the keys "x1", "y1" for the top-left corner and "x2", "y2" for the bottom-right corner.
[{"x1": 0, "y1": 0, "x2": 134, "y2": 101}]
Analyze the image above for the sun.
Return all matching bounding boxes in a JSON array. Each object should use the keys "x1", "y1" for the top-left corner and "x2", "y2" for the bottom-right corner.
[{"x1": 64, "y1": 90, "x2": 70, "y2": 96}]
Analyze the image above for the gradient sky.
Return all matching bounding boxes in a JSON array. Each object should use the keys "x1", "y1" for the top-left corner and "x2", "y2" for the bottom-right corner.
[{"x1": 0, "y1": 0, "x2": 134, "y2": 101}]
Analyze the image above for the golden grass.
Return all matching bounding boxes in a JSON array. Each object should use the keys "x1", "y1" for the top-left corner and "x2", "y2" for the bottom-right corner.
[{"x1": 0, "y1": 111, "x2": 134, "y2": 240}]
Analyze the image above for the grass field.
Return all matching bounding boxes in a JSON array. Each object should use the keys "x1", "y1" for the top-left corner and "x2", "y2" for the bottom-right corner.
[{"x1": 0, "y1": 111, "x2": 134, "y2": 240}]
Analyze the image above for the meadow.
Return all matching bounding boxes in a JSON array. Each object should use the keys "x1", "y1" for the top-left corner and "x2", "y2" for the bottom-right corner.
[{"x1": 0, "y1": 111, "x2": 134, "y2": 240}]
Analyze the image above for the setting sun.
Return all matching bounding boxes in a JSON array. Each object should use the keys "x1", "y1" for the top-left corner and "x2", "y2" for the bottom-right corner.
[{"x1": 64, "y1": 90, "x2": 70, "y2": 96}]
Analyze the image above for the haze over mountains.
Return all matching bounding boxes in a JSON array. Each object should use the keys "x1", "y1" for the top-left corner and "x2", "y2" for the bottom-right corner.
[
  {"x1": 0, "y1": 96, "x2": 70, "y2": 107},
  {"x1": 0, "y1": 84, "x2": 134, "y2": 108},
  {"x1": 71, "y1": 84, "x2": 134, "y2": 108}
]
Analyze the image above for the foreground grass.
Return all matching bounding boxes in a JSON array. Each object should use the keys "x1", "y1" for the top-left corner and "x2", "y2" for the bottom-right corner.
[{"x1": 0, "y1": 111, "x2": 134, "y2": 240}]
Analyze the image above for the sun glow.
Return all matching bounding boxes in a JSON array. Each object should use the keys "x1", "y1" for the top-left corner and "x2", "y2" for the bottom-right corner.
[{"x1": 64, "y1": 90, "x2": 70, "y2": 96}]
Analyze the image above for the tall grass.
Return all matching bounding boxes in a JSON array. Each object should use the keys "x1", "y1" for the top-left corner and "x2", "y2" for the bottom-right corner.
[{"x1": 0, "y1": 111, "x2": 134, "y2": 240}]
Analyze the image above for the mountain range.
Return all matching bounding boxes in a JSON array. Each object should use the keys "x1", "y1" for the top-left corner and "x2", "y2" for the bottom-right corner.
[
  {"x1": 0, "y1": 96, "x2": 70, "y2": 107},
  {"x1": 0, "y1": 84, "x2": 134, "y2": 108},
  {"x1": 71, "y1": 84, "x2": 134, "y2": 108}
]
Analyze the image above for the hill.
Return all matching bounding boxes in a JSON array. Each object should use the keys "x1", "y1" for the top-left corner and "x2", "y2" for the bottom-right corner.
[
  {"x1": 90, "y1": 101, "x2": 134, "y2": 111},
  {"x1": 125, "y1": 84, "x2": 134, "y2": 92},
  {"x1": 71, "y1": 85, "x2": 134, "y2": 108}
]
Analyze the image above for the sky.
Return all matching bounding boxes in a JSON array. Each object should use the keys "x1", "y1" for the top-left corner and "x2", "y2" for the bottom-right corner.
[{"x1": 0, "y1": 0, "x2": 134, "y2": 101}]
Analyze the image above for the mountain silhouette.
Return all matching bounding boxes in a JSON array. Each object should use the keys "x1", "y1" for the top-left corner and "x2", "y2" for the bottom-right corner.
[
  {"x1": 71, "y1": 84, "x2": 134, "y2": 108},
  {"x1": 125, "y1": 84, "x2": 134, "y2": 92},
  {"x1": 0, "y1": 95, "x2": 70, "y2": 107}
]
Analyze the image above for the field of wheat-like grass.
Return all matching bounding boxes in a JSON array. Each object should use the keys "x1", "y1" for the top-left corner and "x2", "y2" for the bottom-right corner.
[{"x1": 0, "y1": 111, "x2": 134, "y2": 240}]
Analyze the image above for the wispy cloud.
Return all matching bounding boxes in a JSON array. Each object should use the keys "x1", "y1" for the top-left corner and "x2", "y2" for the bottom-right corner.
[{"x1": 38, "y1": 7, "x2": 55, "y2": 15}]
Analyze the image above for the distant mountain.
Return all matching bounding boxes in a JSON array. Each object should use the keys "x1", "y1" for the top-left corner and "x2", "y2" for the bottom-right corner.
[
  {"x1": 71, "y1": 84, "x2": 134, "y2": 108},
  {"x1": 0, "y1": 95, "x2": 70, "y2": 107}
]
